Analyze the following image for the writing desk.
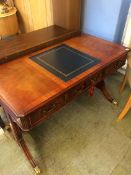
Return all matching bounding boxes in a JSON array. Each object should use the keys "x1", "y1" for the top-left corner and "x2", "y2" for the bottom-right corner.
[{"x1": 0, "y1": 34, "x2": 128, "y2": 174}]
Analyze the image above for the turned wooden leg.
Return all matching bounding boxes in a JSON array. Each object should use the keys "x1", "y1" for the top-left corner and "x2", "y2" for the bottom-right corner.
[
  {"x1": 119, "y1": 74, "x2": 127, "y2": 93},
  {"x1": 7, "y1": 115, "x2": 41, "y2": 175},
  {"x1": 96, "y1": 80, "x2": 118, "y2": 105},
  {"x1": 117, "y1": 95, "x2": 131, "y2": 121}
]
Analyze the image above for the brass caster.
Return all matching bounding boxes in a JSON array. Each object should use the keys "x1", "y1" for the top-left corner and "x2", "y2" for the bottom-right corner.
[
  {"x1": 112, "y1": 99, "x2": 118, "y2": 106},
  {"x1": 34, "y1": 166, "x2": 41, "y2": 175}
]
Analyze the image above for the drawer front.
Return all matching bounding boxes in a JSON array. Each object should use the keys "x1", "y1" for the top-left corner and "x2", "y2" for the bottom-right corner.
[
  {"x1": 90, "y1": 72, "x2": 102, "y2": 85},
  {"x1": 103, "y1": 57, "x2": 126, "y2": 77},
  {"x1": 20, "y1": 74, "x2": 103, "y2": 130},
  {"x1": 19, "y1": 57, "x2": 126, "y2": 130},
  {"x1": 28, "y1": 95, "x2": 65, "y2": 127},
  {"x1": 65, "y1": 81, "x2": 87, "y2": 102}
]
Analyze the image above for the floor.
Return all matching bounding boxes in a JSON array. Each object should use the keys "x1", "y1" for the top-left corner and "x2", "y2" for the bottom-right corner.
[{"x1": 0, "y1": 72, "x2": 131, "y2": 175}]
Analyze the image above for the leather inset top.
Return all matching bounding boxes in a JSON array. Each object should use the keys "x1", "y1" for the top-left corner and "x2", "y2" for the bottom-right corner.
[{"x1": 30, "y1": 44, "x2": 100, "y2": 81}]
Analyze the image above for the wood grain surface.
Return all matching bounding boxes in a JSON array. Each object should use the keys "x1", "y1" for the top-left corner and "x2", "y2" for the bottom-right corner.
[
  {"x1": 0, "y1": 34, "x2": 128, "y2": 119},
  {"x1": 0, "y1": 25, "x2": 80, "y2": 64}
]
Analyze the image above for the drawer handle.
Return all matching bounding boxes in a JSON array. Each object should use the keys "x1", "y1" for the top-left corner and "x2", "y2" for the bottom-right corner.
[{"x1": 43, "y1": 104, "x2": 56, "y2": 114}]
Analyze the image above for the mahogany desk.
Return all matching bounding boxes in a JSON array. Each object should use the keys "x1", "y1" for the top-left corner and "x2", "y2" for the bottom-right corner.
[{"x1": 0, "y1": 34, "x2": 128, "y2": 174}]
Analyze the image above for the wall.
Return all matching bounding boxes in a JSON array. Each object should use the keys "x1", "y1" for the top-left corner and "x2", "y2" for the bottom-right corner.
[{"x1": 82, "y1": 0, "x2": 131, "y2": 43}]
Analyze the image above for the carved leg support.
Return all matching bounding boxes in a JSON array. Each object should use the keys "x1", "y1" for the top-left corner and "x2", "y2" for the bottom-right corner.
[
  {"x1": 7, "y1": 115, "x2": 41, "y2": 175},
  {"x1": 96, "y1": 81, "x2": 118, "y2": 105}
]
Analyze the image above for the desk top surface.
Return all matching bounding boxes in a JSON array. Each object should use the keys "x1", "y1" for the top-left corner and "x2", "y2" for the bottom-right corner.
[
  {"x1": 0, "y1": 25, "x2": 75, "y2": 63},
  {"x1": 0, "y1": 34, "x2": 127, "y2": 117}
]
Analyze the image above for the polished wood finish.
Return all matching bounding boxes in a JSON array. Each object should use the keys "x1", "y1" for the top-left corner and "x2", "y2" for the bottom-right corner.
[
  {"x1": 96, "y1": 81, "x2": 114, "y2": 103},
  {"x1": 0, "y1": 7, "x2": 19, "y2": 38},
  {"x1": 0, "y1": 34, "x2": 128, "y2": 128},
  {"x1": 4, "y1": 110, "x2": 40, "y2": 174},
  {"x1": 0, "y1": 25, "x2": 80, "y2": 64},
  {"x1": 0, "y1": 34, "x2": 128, "y2": 173},
  {"x1": 0, "y1": 34, "x2": 127, "y2": 122}
]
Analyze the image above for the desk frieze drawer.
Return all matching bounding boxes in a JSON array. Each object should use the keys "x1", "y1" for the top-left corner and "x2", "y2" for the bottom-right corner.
[
  {"x1": 90, "y1": 72, "x2": 102, "y2": 85},
  {"x1": 21, "y1": 80, "x2": 88, "y2": 130},
  {"x1": 65, "y1": 81, "x2": 87, "y2": 102},
  {"x1": 32, "y1": 97, "x2": 65, "y2": 123},
  {"x1": 103, "y1": 57, "x2": 126, "y2": 77},
  {"x1": 20, "y1": 82, "x2": 88, "y2": 130},
  {"x1": 20, "y1": 95, "x2": 65, "y2": 130},
  {"x1": 19, "y1": 56, "x2": 126, "y2": 130},
  {"x1": 63, "y1": 73, "x2": 102, "y2": 104}
]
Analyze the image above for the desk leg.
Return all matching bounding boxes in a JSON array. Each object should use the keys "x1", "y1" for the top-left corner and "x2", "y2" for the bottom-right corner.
[
  {"x1": 96, "y1": 80, "x2": 118, "y2": 105},
  {"x1": 7, "y1": 115, "x2": 41, "y2": 175}
]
